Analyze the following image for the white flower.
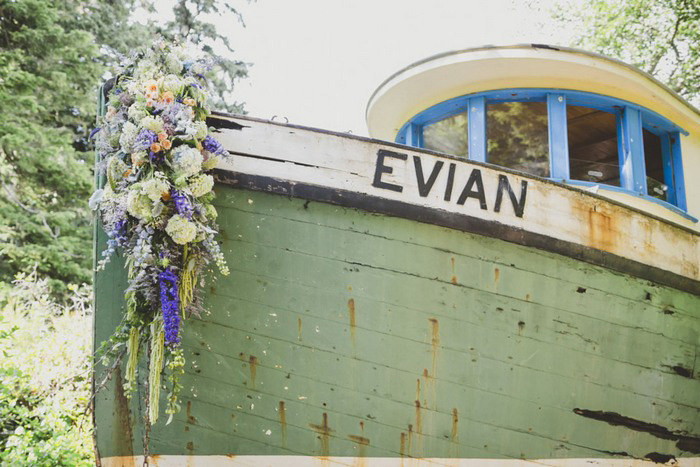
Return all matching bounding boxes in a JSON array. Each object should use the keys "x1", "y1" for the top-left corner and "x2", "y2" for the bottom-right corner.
[
  {"x1": 88, "y1": 189, "x2": 103, "y2": 210},
  {"x1": 190, "y1": 62, "x2": 204, "y2": 75},
  {"x1": 204, "y1": 204, "x2": 218, "y2": 220},
  {"x1": 193, "y1": 121, "x2": 208, "y2": 140},
  {"x1": 142, "y1": 176, "x2": 170, "y2": 202},
  {"x1": 128, "y1": 103, "x2": 148, "y2": 122},
  {"x1": 107, "y1": 156, "x2": 128, "y2": 189},
  {"x1": 165, "y1": 53, "x2": 182, "y2": 74},
  {"x1": 119, "y1": 121, "x2": 138, "y2": 153},
  {"x1": 188, "y1": 174, "x2": 214, "y2": 197},
  {"x1": 202, "y1": 155, "x2": 219, "y2": 170},
  {"x1": 160, "y1": 74, "x2": 183, "y2": 95},
  {"x1": 172, "y1": 146, "x2": 203, "y2": 177},
  {"x1": 127, "y1": 189, "x2": 152, "y2": 220},
  {"x1": 134, "y1": 59, "x2": 158, "y2": 80},
  {"x1": 140, "y1": 115, "x2": 164, "y2": 133},
  {"x1": 165, "y1": 215, "x2": 197, "y2": 245}
]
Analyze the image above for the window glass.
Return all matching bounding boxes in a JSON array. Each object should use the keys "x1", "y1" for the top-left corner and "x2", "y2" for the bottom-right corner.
[
  {"x1": 422, "y1": 112, "x2": 468, "y2": 159},
  {"x1": 486, "y1": 101, "x2": 549, "y2": 177},
  {"x1": 567, "y1": 106, "x2": 620, "y2": 186},
  {"x1": 643, "y1": 129, "x2": 668, "y2": 201}
]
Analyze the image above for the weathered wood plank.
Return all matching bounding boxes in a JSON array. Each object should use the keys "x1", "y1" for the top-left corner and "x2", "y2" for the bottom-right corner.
[{"x1": 210, "y1": 115, "x2": 700, "y2": 288}]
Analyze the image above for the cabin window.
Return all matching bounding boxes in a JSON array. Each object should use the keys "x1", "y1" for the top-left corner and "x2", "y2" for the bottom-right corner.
[
  {"x1": 423, "y1": 112, "x2": 468, "y2": 159},
  {"x1": 486, "y1": 101, "x2": 549, "y2": 177},
  {"x1": 397, "y1": 89, "x2": 689, "y2": 217},
  {"x1": 567, "y1": 106, "x2": 620, "y2": 186}
]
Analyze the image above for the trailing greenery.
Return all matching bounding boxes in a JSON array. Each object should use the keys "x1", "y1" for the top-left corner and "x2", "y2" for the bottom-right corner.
[
  {"x1": 558, "y1": 0, "x2": 700, "y2": 106},
  {"x1": 0, "y1": 0, "x2": 249, "y2": 296},
  {"x1": 0, "y1": 272, "x2": 93, "y2": 466}
]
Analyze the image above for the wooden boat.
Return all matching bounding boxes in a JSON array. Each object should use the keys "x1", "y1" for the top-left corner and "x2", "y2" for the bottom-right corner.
[{"x1": 94, "y1": 45, "x2": 700, "y2": 466}]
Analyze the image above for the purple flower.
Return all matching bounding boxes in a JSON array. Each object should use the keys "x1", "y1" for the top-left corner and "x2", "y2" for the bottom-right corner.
[
  {"x1": 202, "y1": 136, "x2": 226, "y2": 157},
  {"x1": 133, "y1": 129, "x2": 158, "y2": 151},
  {"x1": 159, "y1": 267, "x2": 180, "y2": 347},
  {"x1": 171, "y1": 190, "x2": 193, "y2": 219}
]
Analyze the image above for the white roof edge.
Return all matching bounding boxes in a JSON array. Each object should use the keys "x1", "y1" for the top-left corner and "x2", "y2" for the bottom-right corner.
[{"x1": 365, "y1": 44, "x2": 700, "y2": 130}]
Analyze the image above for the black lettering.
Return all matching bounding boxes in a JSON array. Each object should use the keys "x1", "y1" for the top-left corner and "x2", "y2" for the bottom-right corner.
[
  {"x1": 457, "y1": 169, "x2": 487, "y2": 210},
  {"x1": 494, "y1": 175, "x2": 528, "y2": 218},
  {"x1": 413, "y1": 156, "x2": 444, "y2": 197},
  {"x1": 372, "y1": 149, "x2": 407, "y2": 193},
  {"x1": 444, "y1": 163, "x2": 456, "y2": 201}
]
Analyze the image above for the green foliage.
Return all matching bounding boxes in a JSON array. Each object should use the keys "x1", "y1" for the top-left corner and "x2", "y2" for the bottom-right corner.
[
  {"x1": 0, "y1": 272, "x2": 94, "y2": 466},
  {"x1": 0, "y1": 0, "x2": 100, "y2": 294},
  {"x1": 0, "y1": 0, "x2": 249, "y2": 296},
  {"x1": 559, "y1": 0, "x2": 700, "y2": 105}
]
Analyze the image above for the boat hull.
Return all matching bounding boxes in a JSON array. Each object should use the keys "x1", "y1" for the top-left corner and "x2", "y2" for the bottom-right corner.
[{"x1": 94, "y1": 183, "x2": 700, "y2": 465}]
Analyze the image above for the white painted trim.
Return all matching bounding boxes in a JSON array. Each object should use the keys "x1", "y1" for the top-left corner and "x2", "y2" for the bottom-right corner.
[
  {"x1": 213, "y1": 116, "x2": 700, "y2": 284},
  {"x1": 101, "y1": 455, "x2": 700, "y2": 466},
  {"x1": 365, "y1": 45, "x2": 700, "y2": 141}
]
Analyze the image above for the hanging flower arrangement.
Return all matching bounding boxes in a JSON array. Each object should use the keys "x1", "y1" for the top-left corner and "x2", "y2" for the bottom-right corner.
[{"x1": 90, "y1": 41, "x2": 230, "y2": 425}]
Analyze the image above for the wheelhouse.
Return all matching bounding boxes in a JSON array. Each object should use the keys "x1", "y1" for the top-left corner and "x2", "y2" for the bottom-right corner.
[{"x1": 366, "y1": 45, "x2": 700, "y2": 225}]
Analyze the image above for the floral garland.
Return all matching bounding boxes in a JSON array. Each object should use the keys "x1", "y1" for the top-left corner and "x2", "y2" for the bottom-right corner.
[{"x1": 90, "y1": 41, "x2": 229, "y2": 424}]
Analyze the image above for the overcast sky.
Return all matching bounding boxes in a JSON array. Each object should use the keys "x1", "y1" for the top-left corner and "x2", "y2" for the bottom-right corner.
[{"x1": 211, "y1": 0, "x2": 583, "y2": 136}]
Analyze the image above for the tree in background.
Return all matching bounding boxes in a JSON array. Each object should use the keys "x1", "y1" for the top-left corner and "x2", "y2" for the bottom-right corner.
[
  {"x1": 0, "y1": 0, "x2": 249, "y2": 296},
  {"x1": 560, "y1": 0, "x2": 699, "y2": 106}
]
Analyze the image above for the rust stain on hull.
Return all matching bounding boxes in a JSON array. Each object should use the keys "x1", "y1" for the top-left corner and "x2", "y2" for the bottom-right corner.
[
  {"x1": 587, "y1": 205, "x2": 616, "y2": 251},
  {"x1": 248, "y1": 355, "x2": 257, "y2": 389},
  {"x1": 186, "y1": 400, "x2": 196, "y2": 425},
  {"x1": 450, "y1": 256, "x2": 457, "y2": 284},
  {"x1": 399, "y1": 432, "x2": 406, "y2": 458},
  {"x1": 310, "y1": 412, "x2": 331, "y2": 457},
  {"x1": 414, "y1": 400, "x2": 422, "y2": 435},
  {"x1": 348, "y1": 433, "x2": 369, "y2": 465},
  {"x1": 113, "y1": 368, "x2": 134, "y2": 460},
  {"x1": 451, "y1": 408, "x2": 459, "y2": 441},
  {"x1": 428, "y1": 318, "x2": 440, "y2": 410},
  {"x1": 278, "y1": 401, "x2": 287, "y2": 446},
  {"x1": 494, "y1": 267, "x2": 500, "y2": 289},
  {"x1": 348, "y1": 298, "x2": 356, "y2": 346},
  {"x1": 297, "y1": 317, "x2": 303, "y2": 341}
]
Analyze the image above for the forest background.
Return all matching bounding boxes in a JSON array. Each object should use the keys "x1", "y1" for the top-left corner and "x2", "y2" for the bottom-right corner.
[{"x1": 0, "y1": 0, "x2": 697, "y2": 465}]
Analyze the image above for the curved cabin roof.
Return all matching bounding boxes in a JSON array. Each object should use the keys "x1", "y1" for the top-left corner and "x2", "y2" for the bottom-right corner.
[
  {"x1": 366, "y1": 44, "x2": 700, "y2": 141},
  {"x1": 366, "y1": 44, "x2": 700, "y2": 232}
]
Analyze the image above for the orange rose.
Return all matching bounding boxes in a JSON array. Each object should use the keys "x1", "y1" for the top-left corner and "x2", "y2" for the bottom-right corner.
[
  {"x1": 157, "y1": 132, "x2": 168, "y2": 142},
  {"x1": 122, "y1": 168, "x2": 132, "y2": 178},
  {"x1": 162, "y1": 91, "x2": 175, "y2": 105},
  {"x1": 150, "y1": 142, "x2": 162, "y2": 153},
  {"x1": 161, "y1": 192, "x2": 171, "y2": 201},
  {"x1": 161, "y1": 139, "x2": 172, "y2": 150}
]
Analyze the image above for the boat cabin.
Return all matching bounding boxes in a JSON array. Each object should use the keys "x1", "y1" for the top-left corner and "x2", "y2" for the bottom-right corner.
[{"x1": 366, "y1": 44, "x2": 700, "y2": 227}]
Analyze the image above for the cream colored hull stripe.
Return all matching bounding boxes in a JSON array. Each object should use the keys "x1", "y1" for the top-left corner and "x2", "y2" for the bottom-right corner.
[
  {"x1": 213, "y1": 115, "x2": 700, "y2": 283},
  {"x1": 101, "y1": 456, "x2": 699, "y2": 466}
]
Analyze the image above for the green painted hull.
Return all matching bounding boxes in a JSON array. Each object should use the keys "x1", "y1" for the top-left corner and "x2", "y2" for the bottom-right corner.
[{"x1": 94, "y1": 184, "x2": 700, "y2": 464}]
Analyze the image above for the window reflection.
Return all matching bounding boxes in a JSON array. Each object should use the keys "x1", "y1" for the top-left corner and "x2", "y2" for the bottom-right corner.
[
  {"x1": 422, "y1": 112, "x2": 468, "y2": 159},
  {"x1": 567, "y1": 106, "x2": 620, "y2": 186},
  {"x1": 643, "y1": 129, "x2": 667, "y2": 201},
  {"x1": 486, "y1": 102, "x2": 550, "y2": 177}
]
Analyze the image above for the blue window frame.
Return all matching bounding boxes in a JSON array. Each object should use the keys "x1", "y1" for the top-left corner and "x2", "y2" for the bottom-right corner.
[{"x1": 396, "y1": 89, "x2": 690, "y2": 219}]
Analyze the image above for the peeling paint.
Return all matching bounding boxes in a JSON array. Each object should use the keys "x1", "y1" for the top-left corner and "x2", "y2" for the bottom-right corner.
[{"x1": 574, "y1": 408, "x2": 700, "y2": 454}]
